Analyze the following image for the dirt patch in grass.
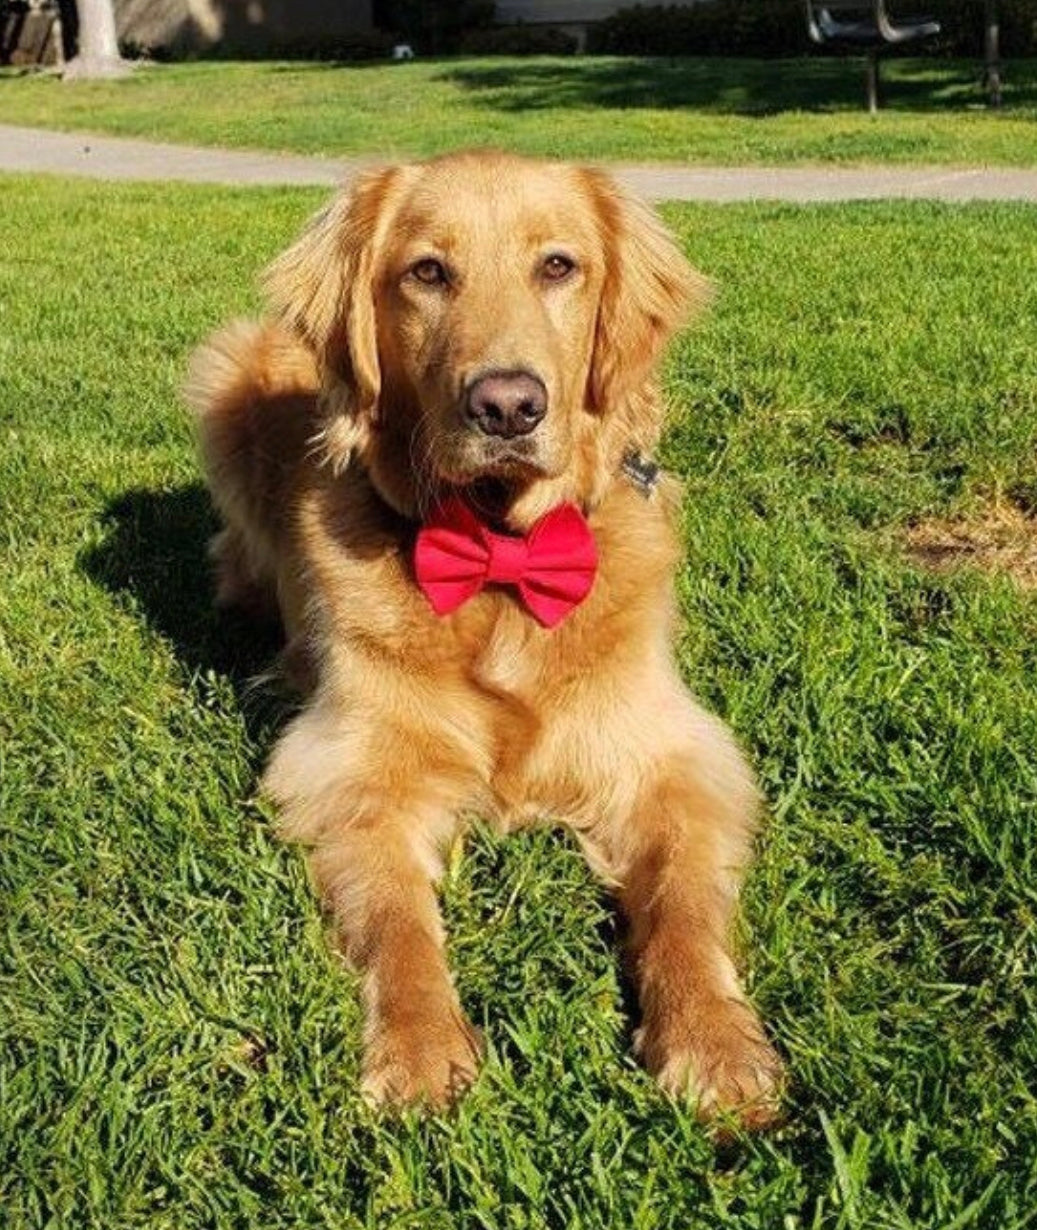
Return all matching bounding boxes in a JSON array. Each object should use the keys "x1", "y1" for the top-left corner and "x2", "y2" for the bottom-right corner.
[{"x1": 902, "y1": 502, "x2": 1037, "y2": 589}]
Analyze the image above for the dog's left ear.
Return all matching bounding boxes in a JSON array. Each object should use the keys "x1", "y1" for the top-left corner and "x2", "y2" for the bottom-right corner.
[{"x1": 582, "y1": 169, "x2": 710, "y2": 448}]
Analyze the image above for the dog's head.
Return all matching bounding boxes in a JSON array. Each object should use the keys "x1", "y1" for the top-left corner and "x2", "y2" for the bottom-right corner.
[{"x1": 266, "y1": 151, "x2": 707, "y2": 528}]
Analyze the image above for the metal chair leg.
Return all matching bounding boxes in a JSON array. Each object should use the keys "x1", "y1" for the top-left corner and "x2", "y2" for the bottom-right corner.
[
  {"x1": 984, "y1": 0, "x2": 1002, "y2": 107},
  {"x1": 865, "y1": 50, "x2": 880, "y2": 113}
]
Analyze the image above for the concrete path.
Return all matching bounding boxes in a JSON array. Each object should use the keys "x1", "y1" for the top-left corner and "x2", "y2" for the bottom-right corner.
[{"x1": 3, "y1": 123, "x2": 1037, "y2": 202}]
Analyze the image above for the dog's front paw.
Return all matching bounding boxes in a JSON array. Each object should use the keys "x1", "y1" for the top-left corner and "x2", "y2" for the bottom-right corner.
[
  {"x1": 636, "y1": 998, "x2": 784, "y2": 1130},
  {"x1": 361, "y1": 1009, "x2": 483, "y2": 1110}
]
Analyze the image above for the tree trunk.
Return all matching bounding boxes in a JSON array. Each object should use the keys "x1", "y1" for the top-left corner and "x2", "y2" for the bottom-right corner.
[{"x1": 63, "y1": 0, "x2": 131, "y2": 80}]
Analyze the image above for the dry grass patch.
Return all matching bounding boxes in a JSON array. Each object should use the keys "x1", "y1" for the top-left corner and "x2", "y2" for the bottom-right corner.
[{"x1": 902, "y1": 501, "x2": 1037, "y2": 589}]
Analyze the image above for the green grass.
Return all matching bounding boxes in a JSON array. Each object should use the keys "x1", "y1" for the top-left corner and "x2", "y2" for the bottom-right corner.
[
  {"x1": 2, "y1": 56, "x2": 1037, "y2": 165},
  {"x1": 2, "y1": 172, "x2": 1037, "y2": 1228}
]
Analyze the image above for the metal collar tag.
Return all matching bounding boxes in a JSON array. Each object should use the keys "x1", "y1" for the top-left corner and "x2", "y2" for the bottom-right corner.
[{"x1": 621, "y1": 450, "x2": 661, "y2": 498}]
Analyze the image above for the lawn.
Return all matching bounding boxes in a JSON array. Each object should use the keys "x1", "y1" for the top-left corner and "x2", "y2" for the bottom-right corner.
[
  {"x1": 2, "y1": 172, "x2": 1037, "y2": 1228},
  {"x1": 2, "y1": 56, "x2": 1037, "y2": 165}
]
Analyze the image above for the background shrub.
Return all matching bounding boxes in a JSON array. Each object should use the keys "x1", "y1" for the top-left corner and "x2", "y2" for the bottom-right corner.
[
  {"x1": 457, "y1": 24, "x2": 579, "y2": 55},
  {"x1": 195, "y1": 29, "x2": 397, "y2": 61},
  {"x1": 373, "y1": 0, "x2": 495, "y2": 53},
  {"x1": 588, "y1": 1, "x2": 809, "y2": 56}
]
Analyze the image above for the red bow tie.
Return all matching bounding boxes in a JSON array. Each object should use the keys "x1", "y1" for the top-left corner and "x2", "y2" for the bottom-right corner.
[{"x1": 414, "y1": 497, "x2": 597, "y2": 628}]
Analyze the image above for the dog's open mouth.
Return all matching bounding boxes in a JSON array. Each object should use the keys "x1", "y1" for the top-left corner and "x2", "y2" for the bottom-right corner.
[
  {"x1": 463, "y1": 476, "x2": 520, "y2": 523},
  {"x1": 453, "y1": 436, "x2": 562, "y2": 521}
]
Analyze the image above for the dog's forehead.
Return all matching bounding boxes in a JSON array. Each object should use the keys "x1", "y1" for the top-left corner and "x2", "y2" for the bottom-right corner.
[{"x1": 393, "y1": 158, "x2": 601, "y2": 252}]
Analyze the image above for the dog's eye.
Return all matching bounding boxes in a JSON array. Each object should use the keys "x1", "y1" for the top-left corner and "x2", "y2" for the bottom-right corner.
[
  {"x1": 410, "y1": 258, "x2": 449, "y2": 287},
  {"x1": 542, "y1": 254, "x2": 576, "y2": 282}
]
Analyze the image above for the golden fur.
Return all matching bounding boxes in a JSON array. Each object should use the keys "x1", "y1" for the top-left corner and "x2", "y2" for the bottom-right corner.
[{"x1": 187, "y1": 150, "x2": 782, "y2": 1126}]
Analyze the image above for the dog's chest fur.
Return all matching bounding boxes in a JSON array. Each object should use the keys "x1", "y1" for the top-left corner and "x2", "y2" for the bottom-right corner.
[
  {"x1": 307, "y1": 470, "x2": 677, "y2": 665},
  {"x1": 297, "y1": 470, "x2": 682, "y2": 816}
]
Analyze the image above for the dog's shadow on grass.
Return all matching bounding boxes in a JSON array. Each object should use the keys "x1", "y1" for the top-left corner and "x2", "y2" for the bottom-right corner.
[{"x1": 81, "y1": 482, "x2": 288, "y2": 734}]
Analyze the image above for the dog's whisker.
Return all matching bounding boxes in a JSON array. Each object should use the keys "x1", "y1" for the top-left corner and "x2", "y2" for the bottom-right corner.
[{"x1": 305, "y1": 423, "x2": 329, "y2": 466}]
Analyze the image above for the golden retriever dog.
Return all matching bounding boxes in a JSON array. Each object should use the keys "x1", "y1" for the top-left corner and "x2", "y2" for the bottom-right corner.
[{"x1": 187, "y1": 150, "x2": 783, "y2": 1127}]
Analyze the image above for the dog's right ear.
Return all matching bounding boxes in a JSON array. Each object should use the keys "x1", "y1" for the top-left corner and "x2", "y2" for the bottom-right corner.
[{"x1": 263, "y1": 166, "x2": 406, "y2": 468}]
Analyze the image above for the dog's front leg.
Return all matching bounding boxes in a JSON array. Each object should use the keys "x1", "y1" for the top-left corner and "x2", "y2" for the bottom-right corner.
[
  {"x1": 264, "y1": 707, "x2": 483, "y2": 1109},
  {"x1": 314, "y1": 821, "x2": 481, "y2": 1109},
  {"x1": 603, "y1": 751, "x2": 784, "y2": 1128}
]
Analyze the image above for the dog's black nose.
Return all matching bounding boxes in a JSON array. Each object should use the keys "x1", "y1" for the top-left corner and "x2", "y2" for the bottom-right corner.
[{"x1": 465, "y1": 371, "x2": 547, "y2": 439}]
